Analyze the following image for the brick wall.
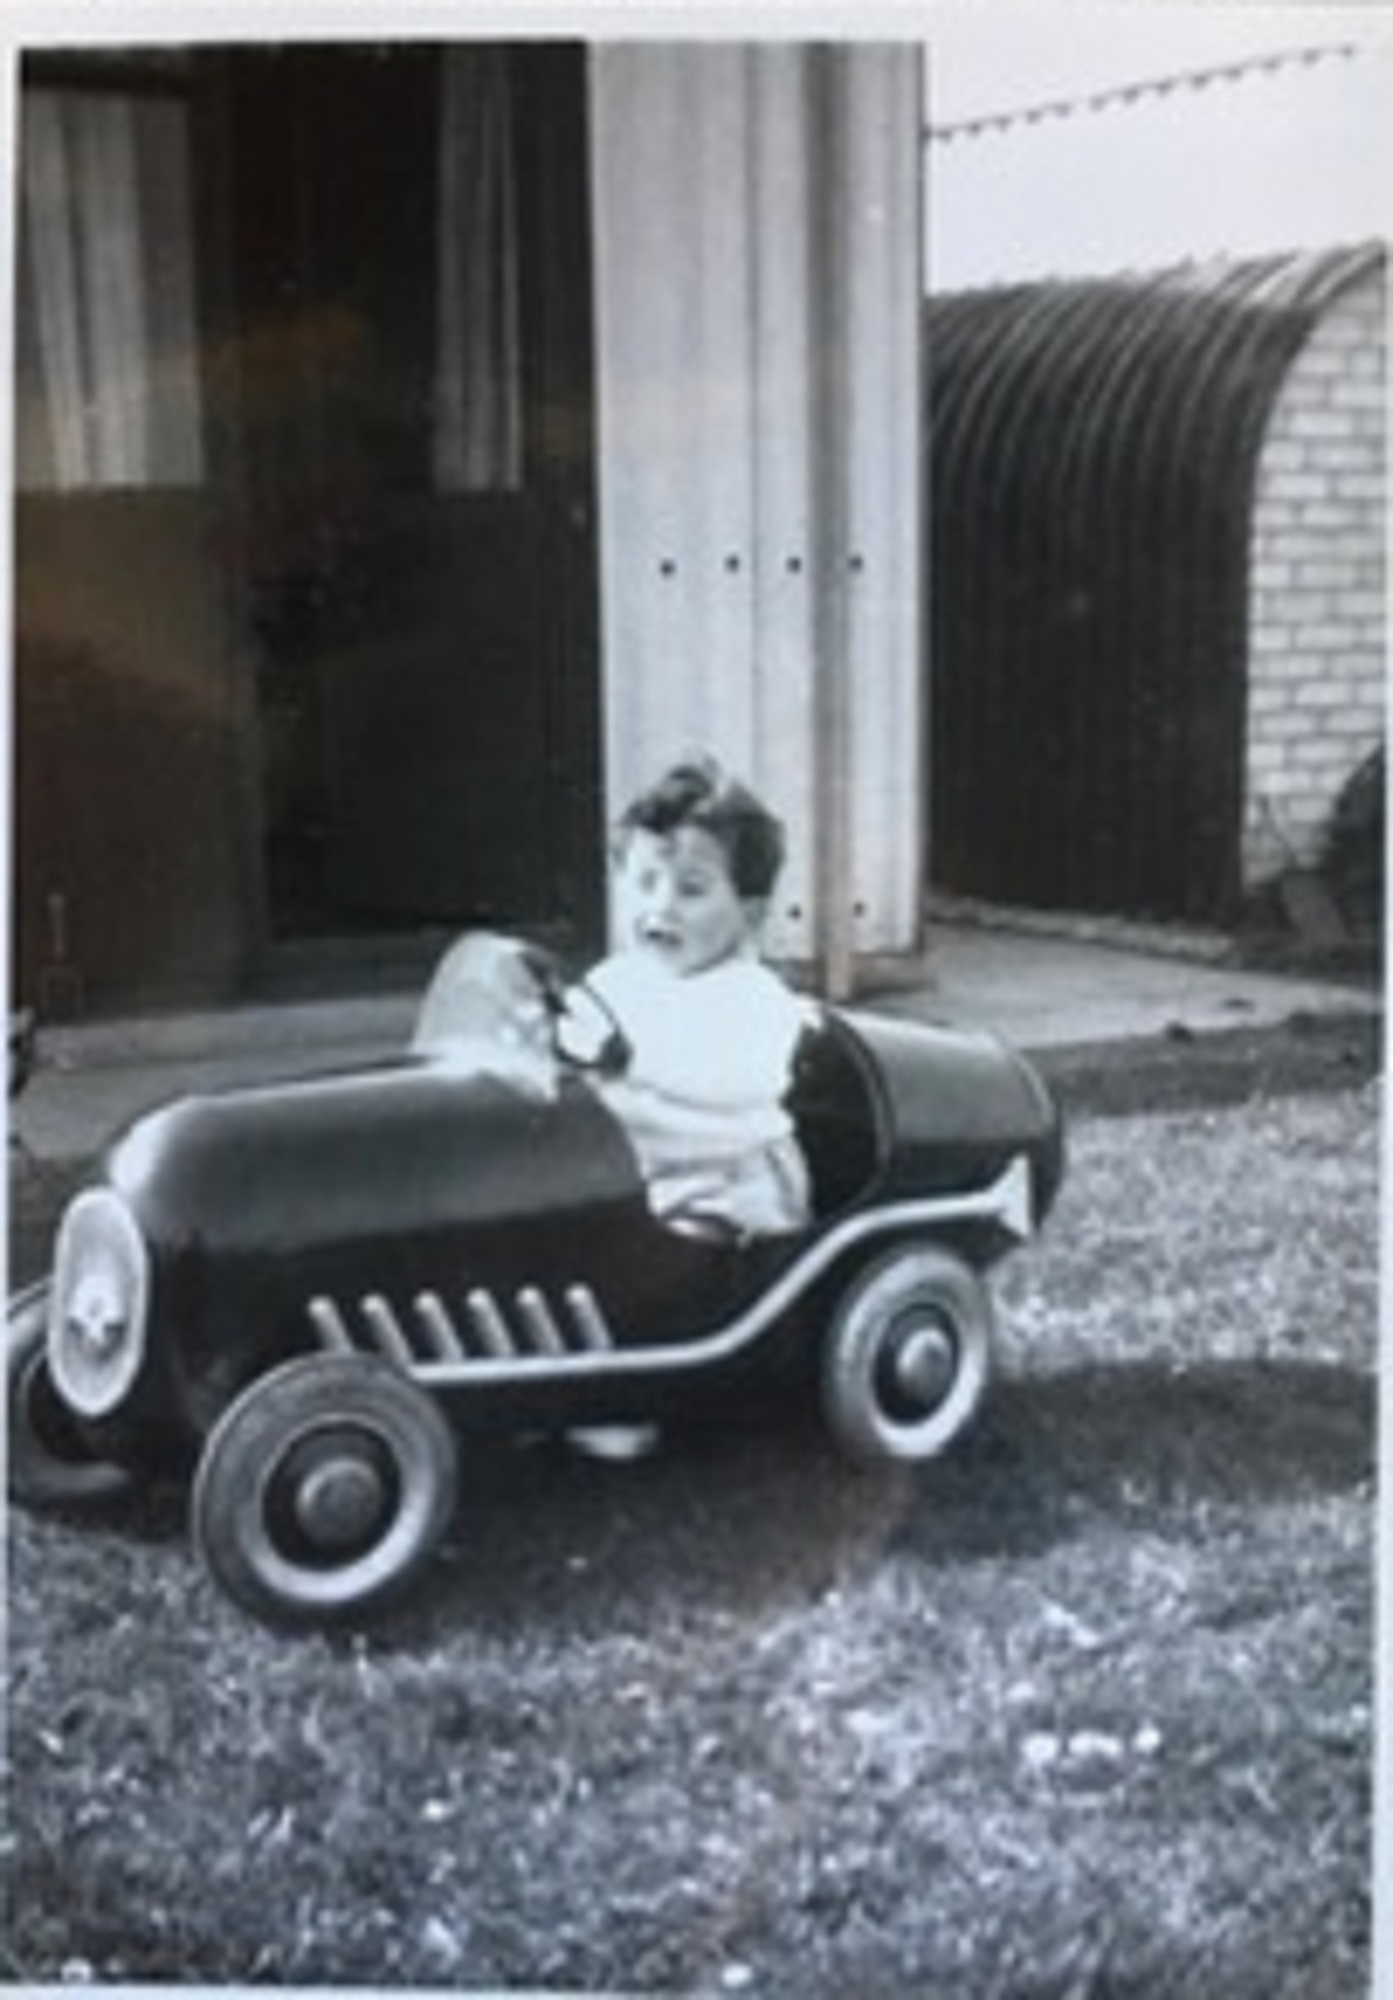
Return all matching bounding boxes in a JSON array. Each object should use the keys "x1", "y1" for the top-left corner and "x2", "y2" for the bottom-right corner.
[{"x1": 1244, "y1": 258, "x2": 1386, "y2": 885}]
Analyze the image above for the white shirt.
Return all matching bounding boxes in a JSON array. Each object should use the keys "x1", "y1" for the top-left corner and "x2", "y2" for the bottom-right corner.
[{"x1": 585, "y1": 950, "x2": 810, "y2": 1175}]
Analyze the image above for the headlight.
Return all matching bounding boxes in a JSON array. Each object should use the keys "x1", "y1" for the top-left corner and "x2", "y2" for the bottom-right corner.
[{"x1": 49, "y1": 1190, "x2": 151, "y2": 1418}]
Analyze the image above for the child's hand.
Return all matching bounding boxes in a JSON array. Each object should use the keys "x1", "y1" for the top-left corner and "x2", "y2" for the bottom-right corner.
[{"x1": 555, "y1": 984, "x2": 632, "y2": 1076}]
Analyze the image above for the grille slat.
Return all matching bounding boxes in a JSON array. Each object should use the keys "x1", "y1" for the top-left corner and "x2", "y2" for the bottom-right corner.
[
  {"x1": 516, "y1": 1287, "x2": 567, "y2": 1355},
  {"x1": 466, "y1": 1288, "x2": 516, "y2": 1358},
  {"x1": 308, "y1": 1296, "x2": 354, "y2": 1353},
  {"x1": 362, "y1": 1293, "x2": 416, "y2": 1368},
  {"x1": 565, "y1": 1284, "x2": 615, "y2": 1351},
  {"x1": 413, "y1": 1291, "x2": 468, "y2": 1362}
]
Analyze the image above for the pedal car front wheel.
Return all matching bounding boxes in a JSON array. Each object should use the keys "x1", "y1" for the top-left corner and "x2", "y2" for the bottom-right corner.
[
  {"x1": 192, "y1": 1355, "x2": 458, "y2": 1628},
  {"x1": 822, "y1": 1243, "x2": 992, "y2": 1463},
  {"x1": 7, "y1": 1279, "x2": 139, "y2": 1510}
]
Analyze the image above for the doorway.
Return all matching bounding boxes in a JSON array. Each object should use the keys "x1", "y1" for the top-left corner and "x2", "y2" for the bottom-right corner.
[{"x1": 213, "y1": 44, "x2": 603, "y2": 954}]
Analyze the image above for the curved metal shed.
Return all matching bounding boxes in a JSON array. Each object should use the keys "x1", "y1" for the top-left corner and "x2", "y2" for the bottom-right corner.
[{"x1": 926, "y1": 243, "x2": 1383, "y2": 924}]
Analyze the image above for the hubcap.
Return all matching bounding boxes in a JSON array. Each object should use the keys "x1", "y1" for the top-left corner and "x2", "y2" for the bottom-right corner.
[
  {"x1": 267, "y1": 1428, "x2": 399, "y2": 1564},
  {"x1": 293, "y1": 1454, "x2": 390, "y2": 1551},
  {"x1": 883, "y1": 1316, "x2": 957, "y2": 1417}
]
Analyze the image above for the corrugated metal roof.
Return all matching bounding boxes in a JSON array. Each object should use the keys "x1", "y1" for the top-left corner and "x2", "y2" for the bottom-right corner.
[{"x1": 925, "y1": 243, "x2": 1386, "y2": 923}]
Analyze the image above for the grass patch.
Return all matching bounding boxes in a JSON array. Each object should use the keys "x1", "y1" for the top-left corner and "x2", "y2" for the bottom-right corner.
[{"x1": 4, "y1": 1083, "x2": 1379, "y2": 1993}]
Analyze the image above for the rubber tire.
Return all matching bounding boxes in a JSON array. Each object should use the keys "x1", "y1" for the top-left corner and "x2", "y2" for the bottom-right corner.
[
  {"x1": 822, "y1": 1243, "x2": 992, "y2": 1464},
  {"x1": 6, "y1": 1278, "x2": 138, "y2": 1510},
  {"x1": 191, "y1": 1354, "x2": 458, "y2": 1629}
]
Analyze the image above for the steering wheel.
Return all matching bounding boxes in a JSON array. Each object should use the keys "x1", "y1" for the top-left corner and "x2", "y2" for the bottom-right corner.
[{"x1": 519, "y1": 947, "x2": 631, "y2": 1076}]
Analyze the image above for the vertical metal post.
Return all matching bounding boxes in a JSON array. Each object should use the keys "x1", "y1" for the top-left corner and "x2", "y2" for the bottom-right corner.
[{"x1": 807, "y1": 46, "x2": 856, "y2": 1002}]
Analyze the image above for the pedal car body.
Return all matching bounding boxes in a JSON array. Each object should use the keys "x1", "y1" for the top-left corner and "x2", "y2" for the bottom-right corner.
[{"x1": 8, "y1": 934, "x2": 1064, "y2": 1627}]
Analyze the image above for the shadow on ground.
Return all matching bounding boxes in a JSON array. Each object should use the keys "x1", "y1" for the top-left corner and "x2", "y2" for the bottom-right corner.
[{"x1": 304, "y1": 1356, "x2": 1376, "y2": 1651}]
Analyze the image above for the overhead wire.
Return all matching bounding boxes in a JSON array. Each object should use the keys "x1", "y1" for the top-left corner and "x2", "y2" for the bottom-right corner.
[{"x1": 926, "y1": 43, "x2": 1362, "y2": 145}]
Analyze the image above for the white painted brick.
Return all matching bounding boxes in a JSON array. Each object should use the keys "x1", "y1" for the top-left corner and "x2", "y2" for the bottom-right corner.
[
  {"x1": 1251, "y1": 588, "x2": 1305, "y2": 618},
  {"x1": 1280, "y1": 584, "x2": 1352, "y2": 616},
  {"x1": 1332, "y1": 376, "x2": 1388, "y2": 411},
  {"x1": 1318, "y1": 315, "x2": 1379, "y2": 352},
  {"x1": 1265, "y1": 471, "x2": 1331, "y2": 502},
  {"x1": 1321, "y1": 440, "x2": 1385, "y2": 472},
  {"x1": 1248, "y1": 638, "x2": 1294, "y2": 668},
  {"x1": 1292, "y1": 706, "x2": 1340, "y2": 743},
  {"x1": 1310, "y1": 479, "x2": 1373, "y2": 508},
  {"x1": 1233, "y1": 263, "x2": 1380, "y2": 898},
  {"x1": 1260, "y1": 779, "x2": 1303, "y2": 810},
  {"x1": 1258, "y1": 532, "x2": 1324, "y2": 564},
  {"x1": 1297, "y1": 681, "x2": 1359, "y2": 711},
  {"x1": 1298, "y1": 503, "x2": 1362, "y2": 532},
  {"x1": 1257, "y1": 439, "x2": 1309, "y2": 475},
  {"x1": 1333, "y1": 702, "x2": 1387, "y2": 731},
  {"x1": 1288, "y1": 799, "x2": 1334, "y2": 830},
  {"x1": 1287, "y1": 340, "x2": 1344, "y2": 374},
  {"x1": 1338, "y1": 591, "x2": 1386, "y2": 621},
  {"x1": 1252, "y1": 707, "x2": 1290, "y2": 735},
  {"x1": 1294, "y1": 559, "x2": 1360, "y2": 589},
  {"x1": 1263, "y1": 711, "x2": 1311, "y2": 740},
  {"x1": 1279, "y1": 600, "x2": 1338, "y2": 629},
  {"x1": 1288, "y1": 407, "x2": 1358, "y2": 441},
  {"x1": 1302, "y1": 632, "x2": 1357, "y2": 657},
  {"x1": 1290, "y1": 738, "x2": 1347, "y2": 769},
  {"x1": 1328, "y1": 463, "x2": 1386, "y2": 495}
]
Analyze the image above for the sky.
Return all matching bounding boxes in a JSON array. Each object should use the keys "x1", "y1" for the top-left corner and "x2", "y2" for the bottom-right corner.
[{"x1": 924, "y1": 5, "x2": 1391, "y2": 288}]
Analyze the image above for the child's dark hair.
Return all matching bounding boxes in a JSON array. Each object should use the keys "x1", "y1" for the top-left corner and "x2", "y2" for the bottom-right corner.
[{"x1": 618, "y1": 757, "x2": 786, "y2": 900}]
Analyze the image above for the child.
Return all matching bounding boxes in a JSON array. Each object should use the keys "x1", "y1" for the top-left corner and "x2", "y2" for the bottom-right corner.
[{"x1": 584, "y1": 757, "x2": 813, "y2": 1240}]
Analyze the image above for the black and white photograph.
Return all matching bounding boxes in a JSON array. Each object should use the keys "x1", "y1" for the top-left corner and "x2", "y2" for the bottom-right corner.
[{"x1": 3, "y1": 5, "x2": 1386, "y2": 1993}]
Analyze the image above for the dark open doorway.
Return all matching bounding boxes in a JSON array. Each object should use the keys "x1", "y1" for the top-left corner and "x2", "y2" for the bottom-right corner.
[{"x1": 212, "y1": 43, "x2": 603, "y2": 955}]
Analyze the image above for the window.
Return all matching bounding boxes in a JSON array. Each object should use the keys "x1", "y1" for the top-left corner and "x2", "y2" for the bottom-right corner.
[
  {"x1": 16, "y1": 77, "x2": 202, "y2": 491},
  {"x1": 434, "y1": 46, "x2": 524, "y2": 493},
  {"x1": 16, "y1": 47, "x2": 526, "y2": 497}
]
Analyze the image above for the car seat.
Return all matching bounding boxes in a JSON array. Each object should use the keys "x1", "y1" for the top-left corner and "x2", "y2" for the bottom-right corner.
[{"x1": 788, "y1": 1013, "x2": 883, "y2": 1220}]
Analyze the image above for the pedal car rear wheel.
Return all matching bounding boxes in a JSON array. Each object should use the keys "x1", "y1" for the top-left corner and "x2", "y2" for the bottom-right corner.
[
  {"x1": 822, "y1": 1244, "x2": 992, "y2": 1463},
  {"x1": 192, "y1": 1355, "x2": 458, "y2": 1628},
  {"x1": 7, "y1": 1279, "x2": 138, "y2": 1510}
]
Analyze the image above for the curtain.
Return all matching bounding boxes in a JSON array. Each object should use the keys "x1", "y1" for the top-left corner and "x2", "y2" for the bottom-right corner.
[
  {"x1": 17, "y1": 86, "x2": 202, "y2": 491},
  {"x1": 434, "y1": 47, "x2": 523, "y2": 492}
]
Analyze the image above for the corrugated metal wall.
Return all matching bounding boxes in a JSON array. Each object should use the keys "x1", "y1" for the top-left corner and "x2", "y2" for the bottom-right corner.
[
  {"x1": 926, "y1": 245, "x2": 1381, "y2": 926},
  {"x1": 589, "y1": 45, "x2": 923, "y2": 991}
]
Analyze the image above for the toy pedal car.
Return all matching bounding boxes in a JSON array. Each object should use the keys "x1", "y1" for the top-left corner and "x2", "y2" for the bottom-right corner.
[{"x1": 7, "y1": 934, "x2": 1063, "y2": 1629}]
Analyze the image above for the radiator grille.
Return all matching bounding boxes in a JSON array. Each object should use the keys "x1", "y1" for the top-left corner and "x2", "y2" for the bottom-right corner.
[{"x1": 307, "y1": 1283, "x2": 617, "y2": 1367}]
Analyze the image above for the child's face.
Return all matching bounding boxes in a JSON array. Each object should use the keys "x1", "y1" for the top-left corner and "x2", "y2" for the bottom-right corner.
[{"x1": 614, "y1": 825, "x2": 755, "y2": 977}]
